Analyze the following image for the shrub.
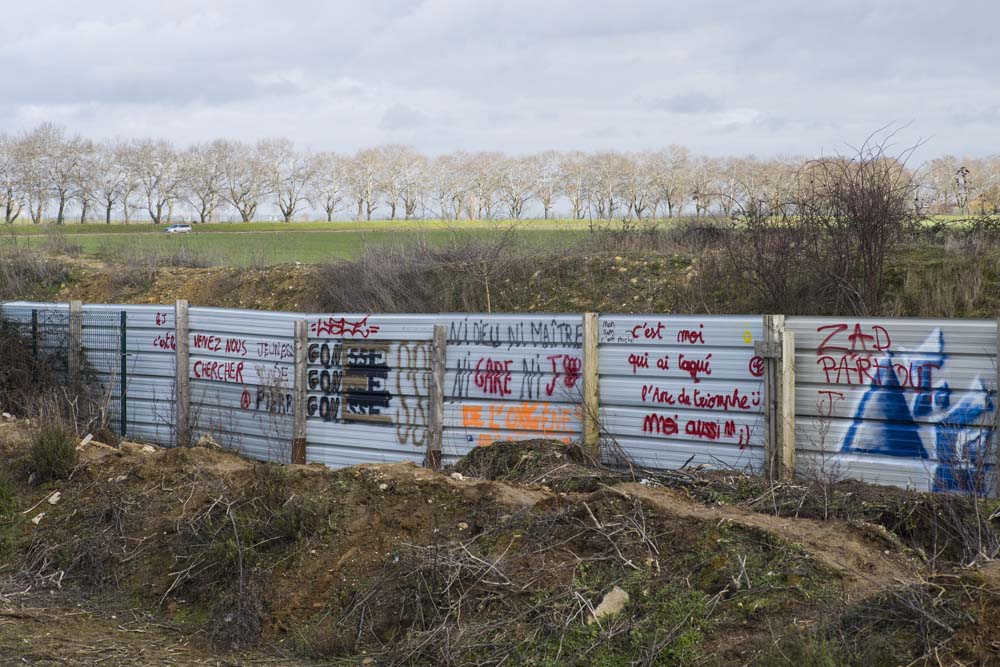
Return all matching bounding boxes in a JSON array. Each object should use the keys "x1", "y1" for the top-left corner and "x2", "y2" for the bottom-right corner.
[
  {"x1": 0, "y1": 235, "x2": 71, "y2": 300},
  {"x1": 30, "y1": 424, "x2": 79, "y2": 483},
  {"x1": 313, "y1": 231, "x2": 538, "y2": 313}
]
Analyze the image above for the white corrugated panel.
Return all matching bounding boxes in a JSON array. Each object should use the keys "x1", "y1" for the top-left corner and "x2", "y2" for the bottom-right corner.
[
  {"x1": 302, "y1": 313, "x2": 586, "y2": 467},
  {"x1": 598, "y1": 315, "x2": 766, "y2": 471},
  {"x1": 788, "y1": 317, "x2": 997, "y2": 492},
  {"x1": 440, "y1": 314, "x2": 584, "y2": 464},
  {"x1": 189, "y1": 307, "x2": 301, "y2": 462}
]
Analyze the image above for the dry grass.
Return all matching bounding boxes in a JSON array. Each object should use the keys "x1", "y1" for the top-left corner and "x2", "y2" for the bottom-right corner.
[
  {"x1": 313, "y1": 231, "x2": 541, "y2": 313},
  {"x1": 0, "y1": 235, "x2": 70, "y2": 300}
]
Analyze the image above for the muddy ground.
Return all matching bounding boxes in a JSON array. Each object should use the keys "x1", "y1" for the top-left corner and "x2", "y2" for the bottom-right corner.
[{"x1": 0, "y1": 422, "x2": 999, "y2": 666}]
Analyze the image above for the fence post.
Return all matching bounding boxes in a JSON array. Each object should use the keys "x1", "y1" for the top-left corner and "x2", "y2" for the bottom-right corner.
[
  {"x1": 292, "y1": 320, "x2": 308, "y2": 465},
  {"x1": 30, "y1": 309, "x2": 38, "y2": 361},
  {"x1": 756, "y1": 315, "x2": 795, "y2": 481},
  {"x1": 68, "y1": 300, "x2": 82, "y2": 386},
  {"x1": 426, "y1": 324, "x2": 447, "y2": 469},
  {"x1": 30, "y1": 309, "x2": 38, "y2": 383},
  {"x1": 582, "y1": 312, "x2": 600, "y2": 458},
  {"x1": 174, "y1": 299, "x2": 191, "y2": 447},
  {"x1": 119, "y1": 310, "x2": 128, "y2": 438}
]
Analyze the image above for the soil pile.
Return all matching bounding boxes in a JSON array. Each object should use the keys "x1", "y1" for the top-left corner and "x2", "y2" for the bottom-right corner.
[{"x1": 0, "y1": 427, "x2": 997, "y2": 666}]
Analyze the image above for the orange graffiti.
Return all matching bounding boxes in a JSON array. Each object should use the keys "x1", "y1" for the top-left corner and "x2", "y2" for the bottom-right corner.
[{"x1": 462, "y1": 401, "x2": 579, "y2": 435}]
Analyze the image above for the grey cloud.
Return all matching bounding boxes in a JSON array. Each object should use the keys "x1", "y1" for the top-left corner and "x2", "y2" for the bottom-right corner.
[
  {"x1": 379, "y1": 103, "x2": 428, "y2": 131},
  {"x1": 652, "y1": 93, "x2": 725, "y2": 115},
  {"x1": 2, "y1": 0, "x2": 1000, "y2": 158}
]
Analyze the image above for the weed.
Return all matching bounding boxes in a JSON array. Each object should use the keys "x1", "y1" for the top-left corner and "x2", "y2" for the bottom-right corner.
[{"x1": 29, "y1": 423, "x2": 78, "y2": 483}]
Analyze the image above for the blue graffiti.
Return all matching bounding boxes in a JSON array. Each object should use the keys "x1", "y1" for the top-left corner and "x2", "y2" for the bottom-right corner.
[{"x1": 840, "y1": 328, "x2": 995, "y2": 493}]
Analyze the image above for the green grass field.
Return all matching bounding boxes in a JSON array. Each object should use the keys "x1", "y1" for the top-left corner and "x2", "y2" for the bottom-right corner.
[{"x1": 2, "y1": 219, "x2": 600, "y2": 265}]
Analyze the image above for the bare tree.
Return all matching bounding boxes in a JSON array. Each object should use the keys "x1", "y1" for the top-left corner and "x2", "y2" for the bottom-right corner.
[
  {"x1": 111, "y1": 142, "x2": 141, "y2": 224},
  {"x1": 398, "y1": 151, "x2": 428, "y2": 220},
  {"x1": 32, "y1": 124, "x2": 86, "y2": 225},
  {"x1": 0, "y1": 134, "x2": 22, "y2": 224},
  {"x1": 497, "y1": 155, "x2": 536, "y2": 219},
  {"x1": 219, "y1": 140, "x2": 269, "y2": 222},
  {"x1": 378, "y1": 145, "x2": 422, "y2": 220},
  {"x1": 130, "y1": 139, "x2": 183, "y2": 224},
  {"x1": 180, "y1": 141, "x2": 226, "y2": 223},
  {"x1": 796, "y1": 133, "x2": 923, "y2": 314},
  {"x1": 260, "y1": 137, "x2": 314, "y2": 222},
  {"x1": 347, "y1": 148, "x2": 382, "y2": 221},
  {"x1": 14, "y1": 129, "x2": 50, "y2": 224},
  {"x1": 91, "y1": 142, "x2": 126, "y2": 224},
  {"x1": 427, "y1": 154, "x2": 463, "y2": 220},
  {"x1": 72, "y1": 140, "x2": 97, "y2": 224},
  {"x1": 560, "y1": 151, "x2": 591, "y2": 220},
  {"x1": 648, "y1": 146, "x2": 690, "y2": 218},
  {"x1": 308, "y1": 152, "x2": 346, "y2": 222},
  {"x1": 589, "y1": 151, "x2": 629, "y2": 219},
  {"x1": 532, "y1": 151, "x2": 562, "y2": 219},
  {"x1": 465, "y1": 152, "x2": 501, "y2": 219}
]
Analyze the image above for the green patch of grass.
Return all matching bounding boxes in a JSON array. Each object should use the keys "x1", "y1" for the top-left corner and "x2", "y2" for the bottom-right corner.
[
  {"x1": 13, "y1": 226, "x2": 590, "y2": 265},
  {"x1": 523, "y1": 566, "x2": 712, "y2": 667}
]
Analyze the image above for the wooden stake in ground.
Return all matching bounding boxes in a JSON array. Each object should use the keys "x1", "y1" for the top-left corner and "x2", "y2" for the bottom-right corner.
[
  {"x1": 292, "y1": 319, "x2": 308, "y2": 464},
  {"x1": 583, "y1": 312, "x2": 600, "y2": 458},
  {"x1": 426, "y1": 324, "x2": 447, "y2": 469}
]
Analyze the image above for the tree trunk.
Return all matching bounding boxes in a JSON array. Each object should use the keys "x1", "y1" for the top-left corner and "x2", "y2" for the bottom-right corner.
[
  {"x1": 56, "y1": 196, "x2": 66, "y2": 225},
  {"x1": 80, "y1": 199, "x2": 89, "y2": 224},
  {"x1": 106, "y1": 202, "x2": 113, "y2": 224}
]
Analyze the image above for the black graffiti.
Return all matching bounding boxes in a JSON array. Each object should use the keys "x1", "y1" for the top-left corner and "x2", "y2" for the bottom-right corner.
[
  {"x1": 256, "y1": 386, "x2": 293, "y2": 415},
  {"x1": 308, "y1": 341, "x2": 393, "y2": 423},
  {"x1": 447, "y1": 318, "x2": 582, "y2": 350}
]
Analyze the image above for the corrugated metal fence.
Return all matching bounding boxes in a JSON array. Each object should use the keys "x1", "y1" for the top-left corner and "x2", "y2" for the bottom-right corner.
[{"x1": 2, "y1": 301, "x2": 996, "y2": 495}]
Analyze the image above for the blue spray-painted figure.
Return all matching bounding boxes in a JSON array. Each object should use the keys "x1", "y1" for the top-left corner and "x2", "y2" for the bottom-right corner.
[{"x1": 840, "y1": 328, "x2": 995, "y2": 493}]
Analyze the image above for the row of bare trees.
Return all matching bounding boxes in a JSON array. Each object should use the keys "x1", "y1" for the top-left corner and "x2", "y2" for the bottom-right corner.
[{"x1": 0, "y1": 123, "x2": 995, "y2": 224}]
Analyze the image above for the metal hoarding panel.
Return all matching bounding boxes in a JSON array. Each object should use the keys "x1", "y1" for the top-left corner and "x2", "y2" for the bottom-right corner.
[
  {"x1": 440, "y1": 314, "x2": 584, "y2": 463},
  {"x1": 598, "y1": 315, "x2": 766, "y2": 471},
  {"x1": 788, "y1": 316, "x2": 996, "y2": 492},
  {"x1": 188, "y1": 308, "x2": 301, "y2": 462}
]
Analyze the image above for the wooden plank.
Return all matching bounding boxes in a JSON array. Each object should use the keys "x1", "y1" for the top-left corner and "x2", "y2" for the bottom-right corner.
[
  {"x1": 426, "y1": 324, "x2": 447, "y2": 469},
  {"x1": 292, "y1": 319, "x2": 308, "y2": 464},
  {"x1": 762, "y1": 314, "x2": 785, "y2": 480},
  {"x1": 68, "y1": 301, "x2": 82, "y2": 386},
  {"x1": 174, "y1": 300, "x2": 190, "y2": 447},
  {"x1": 779, "y1": 329, "x2": 796, "y2": 480},
  {"x1": 582, "y1": 312, "x2": 600, "y2": 458}
]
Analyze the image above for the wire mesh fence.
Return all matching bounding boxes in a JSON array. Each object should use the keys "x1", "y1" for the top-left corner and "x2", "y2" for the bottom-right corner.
[{"x1": 80, "y1": 309, "x2": 127, "y2": 438}]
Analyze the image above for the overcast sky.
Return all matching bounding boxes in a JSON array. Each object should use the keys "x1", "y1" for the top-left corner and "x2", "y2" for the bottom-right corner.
[{"x1": 2, "y1": 1, "x2": 997, "y2": 159}]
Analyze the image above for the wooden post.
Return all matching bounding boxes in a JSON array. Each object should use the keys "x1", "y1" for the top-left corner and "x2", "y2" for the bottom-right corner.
[
  {"x1": 756, "y1": 315, "x2": 795, "y2": 481},
  {"x1": 292, "y1": 320, "x2": 308, "y2": 465},
  {"x1": 582, "y1": 312, "x2": 600, "y2": 458},
  {"x1": 68, "y1": 300, "x2": 82, "y2": 386},
  {"x1": 778, "y1": 329, "x2": 796, "y2": 479},
  {"x1": 174, "y1": 300, "x2": 191, "y2": 447},
  {"x1": 426, "y1": 325, "x2": 447, "y2": 469}
]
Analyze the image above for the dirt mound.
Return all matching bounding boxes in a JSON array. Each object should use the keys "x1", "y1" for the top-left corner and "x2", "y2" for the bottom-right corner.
[
  {"x1": 451, "y1": 438, "x2": 632, "y2": 491},
  {"x1": 0, "y1": 422, "x2": 996, "y2": 665}
]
